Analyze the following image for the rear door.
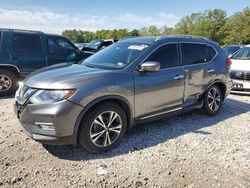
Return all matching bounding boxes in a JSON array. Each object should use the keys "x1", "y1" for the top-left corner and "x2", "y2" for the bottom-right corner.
[
  {"x1": 12, "y1": 32, "x2": 47, "y2": 74},
  {"x1": 134, "y1": 43, "x2": 185, "y2": 119},
  {"x1": 180, "y1": 42, "x2": 217, "y2": 107}
]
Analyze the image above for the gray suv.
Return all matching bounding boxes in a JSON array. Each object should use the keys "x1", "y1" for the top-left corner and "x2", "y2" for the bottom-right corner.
[{"x1": 14, "y1": 36, "x2": 232, "y2": 152}]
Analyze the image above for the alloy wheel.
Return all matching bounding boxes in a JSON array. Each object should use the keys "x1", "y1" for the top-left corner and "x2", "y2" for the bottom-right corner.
[
  {"x1": 207, "y1": 87, "x2": 221, "y2": 111},
  {"x1": 90, "y1": 111, "x2": 122, "y2": 147},
  {"x1": 0, "y1": 75, "x2": 12, "y2": 91}
]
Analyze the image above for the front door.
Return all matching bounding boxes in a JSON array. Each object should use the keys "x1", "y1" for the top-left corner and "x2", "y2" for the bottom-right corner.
[
  {"x1": 134, "y1": 43, "x2": 185, "y2": 119},
  {"x1": 46, "y1": 36, "x2": 82, "y2": 66}
]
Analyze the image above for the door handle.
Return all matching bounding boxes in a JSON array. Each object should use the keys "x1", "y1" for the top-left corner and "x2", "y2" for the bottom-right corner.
[
  {"x1": 174, "y1": 75, "x2": 184, "y2": 80},
  {"x1": 207, "y1": 69, "x2": 215, "y2": 73}
]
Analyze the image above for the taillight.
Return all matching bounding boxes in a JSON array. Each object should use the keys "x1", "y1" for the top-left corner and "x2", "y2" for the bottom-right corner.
[{"x1": 226, "y1": 58, "x2": 232, "y2": 68}]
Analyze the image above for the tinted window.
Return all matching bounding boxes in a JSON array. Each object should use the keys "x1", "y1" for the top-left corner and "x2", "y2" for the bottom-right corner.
[
  {"x1": 47, "y1": 37, "x2": 75, "y2": 53},
  {"x1": 206, "y1": 45, "x2": 216, "y2": 61},
  {"x1": 181, "y1": 43, "x2": 216, "y2": 65},
  {"x1": 181, "y1": 43, "x2": 206, "y2": 65},
  {"x1": 147, "y1": 43, "x2": 178, "y2": 69},
  {"x1": 13, "y1": 33, "x2": 41, "y2": 52}
]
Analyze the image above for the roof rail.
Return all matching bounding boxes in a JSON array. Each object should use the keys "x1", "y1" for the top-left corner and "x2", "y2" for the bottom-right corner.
[
  {"x1": 0, "y1": 28, "x2": 42, "y2": 33},
  {"x1": 155, "y1": 35, "x2": 210, "y2": 41}
]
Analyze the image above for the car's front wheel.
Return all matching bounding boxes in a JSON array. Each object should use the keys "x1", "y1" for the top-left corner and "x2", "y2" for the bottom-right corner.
[
  {"x1": 79, "y1": 103, "x2": 127, "y2": 153},
  {"x1": 202, "y1": 85, "x2": 223, "y2": 116},
  {"x1": 0, "y1": 70, "x2": 17, "y2": 96}
]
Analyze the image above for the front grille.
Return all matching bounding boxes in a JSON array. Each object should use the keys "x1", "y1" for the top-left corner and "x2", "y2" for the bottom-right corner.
[{"x1": 230, "y1": 71, "x2": 250, "y2": 81}]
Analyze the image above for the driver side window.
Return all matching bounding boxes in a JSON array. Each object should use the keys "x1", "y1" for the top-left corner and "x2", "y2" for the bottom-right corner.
[
  {"x1": 146, "y1": 43, "x2": 179, "y2": 69},
  {"x1": 47, "y1": 37, "x2": 75, "y2": 54}
]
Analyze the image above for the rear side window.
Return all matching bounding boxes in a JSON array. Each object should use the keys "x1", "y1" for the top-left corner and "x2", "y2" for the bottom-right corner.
[
  {"x1": 13, "y1": 32, "x2": 41, "y2": 52},
  {"x1": 181, "y1": 43, "x2": 216, "y2": 65},
  {"x1": 147, "y1": 43, "x2": 179, "y2": 69},
  {"x1": 47, "y1": 37, "x2": 75, "y2": 53}
]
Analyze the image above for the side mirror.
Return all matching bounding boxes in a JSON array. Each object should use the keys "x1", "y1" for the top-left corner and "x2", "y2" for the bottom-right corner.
[{"x1": 139, "y1": 61, "x2": 160, "y2": 72}]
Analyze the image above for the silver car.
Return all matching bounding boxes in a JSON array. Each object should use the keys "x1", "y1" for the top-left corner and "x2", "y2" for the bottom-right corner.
[{"x1": 14, "y1": 36, "x2": 232, "y2": 152}]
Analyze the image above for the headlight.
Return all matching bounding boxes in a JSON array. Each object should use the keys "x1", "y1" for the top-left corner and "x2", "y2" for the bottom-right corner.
[{"x1": 29, "y1": 90, "x2": 76, "y2": 104}]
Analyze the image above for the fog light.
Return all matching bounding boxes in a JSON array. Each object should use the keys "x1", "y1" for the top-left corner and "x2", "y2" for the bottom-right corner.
[{"x1": 35, "y1": 122, "x2": 55, "y2": 131}]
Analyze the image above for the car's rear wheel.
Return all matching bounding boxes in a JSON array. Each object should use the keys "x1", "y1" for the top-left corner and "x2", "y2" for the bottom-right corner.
[
  {"x1": 79, "y1": 103, "x2": 127, "y2": 153},
  {"x1": 0, "y1": 70, "x2": 17, "y2": 96},
  {"x1": 202, "y1": 85, "x2": 223, "y2": 116}
]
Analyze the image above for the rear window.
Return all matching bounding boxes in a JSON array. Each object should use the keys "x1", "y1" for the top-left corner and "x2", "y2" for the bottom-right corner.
[
  {"x1": 232, "y1": 47, "x2": 250, "y2": 60},
  {"x1": 13, "y1": 32, "x2": 41, "y2": 52},
  {"x1": 181, "y1": 43, "x2": 216, "y2": 65}
]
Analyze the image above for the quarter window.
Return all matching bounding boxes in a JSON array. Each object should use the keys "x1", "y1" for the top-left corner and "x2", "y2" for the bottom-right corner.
[
  {"x1": 206, "y1": 45, "x2": 216, "y2": 61},
  {"x1": 146, "y1": 43, "x2": 179, "y2": 69},
  {"x1": 13, "y1": 33, "x2": 41, "y2": 52},
  {"x1": 181, "y1": 43, "x2": 216, "y2": 65}
]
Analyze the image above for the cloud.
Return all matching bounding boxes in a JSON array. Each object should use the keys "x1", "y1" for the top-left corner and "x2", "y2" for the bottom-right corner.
[{"x1": 0, "y1": 8, "x2": 180, "y2": 34}]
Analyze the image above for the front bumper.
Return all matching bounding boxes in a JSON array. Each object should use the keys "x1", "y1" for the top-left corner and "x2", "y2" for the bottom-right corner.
[{"x1": 14, "y1": 100, "x2": 83, "y2": 145}]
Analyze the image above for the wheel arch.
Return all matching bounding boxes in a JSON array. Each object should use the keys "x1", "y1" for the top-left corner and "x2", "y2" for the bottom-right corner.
[
  {"x1": 0, "y1": 64, "x2": 20, "y2": 77},
  {"x1": 201, "y1": 80, "x2": 227, "y2": 101},
  {"x1": 73, "y1": 95, "x2": 133, "y2": 144}
]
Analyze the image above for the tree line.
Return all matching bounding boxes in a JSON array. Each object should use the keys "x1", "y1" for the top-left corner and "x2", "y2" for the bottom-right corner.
[{"x1": 62, "y1": 7, "x2": 250, "y2": 45}]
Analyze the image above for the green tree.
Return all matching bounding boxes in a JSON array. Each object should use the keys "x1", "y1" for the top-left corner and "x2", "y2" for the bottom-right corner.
[{"x1": 220, "y1": 7, "x2": 250, "y2": 45}]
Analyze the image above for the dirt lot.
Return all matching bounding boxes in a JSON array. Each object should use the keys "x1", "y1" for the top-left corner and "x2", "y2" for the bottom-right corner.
[{"x1": 0, "y1": 94, "x2": 249, "y2": 188}]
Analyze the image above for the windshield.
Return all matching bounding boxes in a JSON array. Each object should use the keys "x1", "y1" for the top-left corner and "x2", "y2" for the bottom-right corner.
[
  {"x1": 232, "y1": 47, "x2": 250, "y2": 60},
  {"x1": 85, "y1": 39, "x2": 103, "y2": 50},
  {"x1": 82, "y1": 42, "x2": 149, "y2": 70}
]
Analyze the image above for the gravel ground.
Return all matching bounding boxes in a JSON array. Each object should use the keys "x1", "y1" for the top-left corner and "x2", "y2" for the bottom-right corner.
[{"x1": 0, "y1": 94, "x2": 249, "y2": 188}]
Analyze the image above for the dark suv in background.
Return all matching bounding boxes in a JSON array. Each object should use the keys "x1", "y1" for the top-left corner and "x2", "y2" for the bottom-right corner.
[
  {"x1": 0, "y1": 28, "x2": 87, "y2": 95},
  {"x1": 15, "y1": 36, "x2": 232, "y2": 152}
]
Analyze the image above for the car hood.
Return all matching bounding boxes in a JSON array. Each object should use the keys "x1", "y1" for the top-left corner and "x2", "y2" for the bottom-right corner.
[
  {"x1": 24, "y1": 63, "x2": 109, "y2": 89},
  {"x1": 231, "y1": 59, "x2": 250, "y2": 71}
]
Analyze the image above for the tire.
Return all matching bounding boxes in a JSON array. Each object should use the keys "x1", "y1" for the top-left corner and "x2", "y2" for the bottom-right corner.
[
  {"x1": 202, "y1": 85, "x2": 223, "y2": 116},
  {"x1": 0, "y1": 70, "x2": 18, "y2": 96},
  {"x1": 79, "y1": 103, "x2": 128, "y2": 153}
]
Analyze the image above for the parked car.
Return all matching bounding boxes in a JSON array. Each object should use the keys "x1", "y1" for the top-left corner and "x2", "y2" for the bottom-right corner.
[
  {"x1": 82, "y1": 39, "x2": 117, "y2": 58},
  {"x1": 222, "y1": 45, "x2": 242, "y2": 57},
  {"x1": 75, "y1": 43, "x2": 87, "y2": 49},
  {"x1": 0, "y1": 28, "x2": 87, "y2": 95},
  {"x1": 230, "y1": 45, "x2": 250, "y2": 93},
  {"x1": 14, "y1": 36, "x2": 232, "y2": 153}
]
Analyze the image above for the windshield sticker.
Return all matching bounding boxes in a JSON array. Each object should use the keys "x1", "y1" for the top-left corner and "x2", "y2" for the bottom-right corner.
[{"x1": 128, "y1": 45, "x2": 148, "y2": 50}]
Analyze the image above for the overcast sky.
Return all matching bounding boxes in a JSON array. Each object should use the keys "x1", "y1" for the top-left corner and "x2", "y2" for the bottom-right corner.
[{"x1": 0, "y1": 0, "x2": 249, "y2": 34}]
